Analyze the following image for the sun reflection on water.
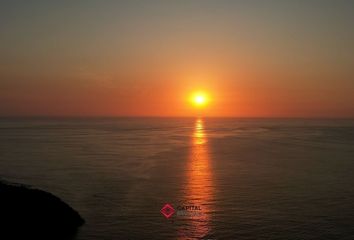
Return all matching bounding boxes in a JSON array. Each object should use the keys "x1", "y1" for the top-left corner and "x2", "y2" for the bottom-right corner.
[{"x1": 178, "y1": 118, "x2": 214, "y2": 239}]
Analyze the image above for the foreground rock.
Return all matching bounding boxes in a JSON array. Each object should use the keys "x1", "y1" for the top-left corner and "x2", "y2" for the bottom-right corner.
[{"x1": 0, "y1": 180, "x2": 84, "y2": 239}]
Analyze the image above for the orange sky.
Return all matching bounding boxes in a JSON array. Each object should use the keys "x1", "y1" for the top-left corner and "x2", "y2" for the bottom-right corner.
[{"x1": 1, "y1": 1, "x2": 354, "y2": 117}]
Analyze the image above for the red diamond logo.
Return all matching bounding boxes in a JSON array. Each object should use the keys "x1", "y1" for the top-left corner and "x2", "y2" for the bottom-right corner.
[{"x1": 160, "y1": 203, "x2": 175, "y2": 219}]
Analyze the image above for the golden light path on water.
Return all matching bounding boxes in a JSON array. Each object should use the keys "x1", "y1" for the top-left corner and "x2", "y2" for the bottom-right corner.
[{"x1": 178, "y1": 118, "x2": 214, "y2": 239}]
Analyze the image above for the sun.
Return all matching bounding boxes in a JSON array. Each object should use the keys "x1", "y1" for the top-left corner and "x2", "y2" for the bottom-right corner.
[
  {"x1": 195, "y1": 95, "x2": 206, "y2": 105},
  {"x1": 191, "y1": 92, "x2": 208, "y2": 107}
]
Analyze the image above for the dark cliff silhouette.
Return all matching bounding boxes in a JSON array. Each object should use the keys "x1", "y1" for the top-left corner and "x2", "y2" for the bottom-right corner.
[{"x1": 0, "y1": 180, "x2": 84, "y2": 239}]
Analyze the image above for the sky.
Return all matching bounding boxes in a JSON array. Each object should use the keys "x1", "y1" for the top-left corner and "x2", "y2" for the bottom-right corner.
[{"x1": 1, "y1": 0, "x2": 353, "y2": 117}]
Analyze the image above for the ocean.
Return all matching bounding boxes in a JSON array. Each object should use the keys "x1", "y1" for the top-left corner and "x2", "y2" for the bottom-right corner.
[{"x1": 0, "y1": 118, "x2": 354, "y2": 239}]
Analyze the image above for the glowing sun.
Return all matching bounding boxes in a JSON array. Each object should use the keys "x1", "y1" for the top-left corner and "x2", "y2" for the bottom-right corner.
[{"x1": 191, "y1": 92, "x2": 208, "y2": 107}]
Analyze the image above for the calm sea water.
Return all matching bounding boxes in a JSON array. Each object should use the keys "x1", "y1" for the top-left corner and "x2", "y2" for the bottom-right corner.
[{"x1": 1, "y1": 118, "x2": 354, "y2": 239}]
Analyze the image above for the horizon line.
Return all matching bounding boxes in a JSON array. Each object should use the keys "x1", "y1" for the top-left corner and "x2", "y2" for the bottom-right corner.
[{"x1": 0, "y1": 115, "x2": 353, "y2": 120}]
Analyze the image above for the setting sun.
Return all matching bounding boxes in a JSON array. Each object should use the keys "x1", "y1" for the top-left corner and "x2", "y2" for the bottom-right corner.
[
  {"x1": 192, "y1": 92, "x2": 208, "y2": 107},
  {"x1": 195, "y1": 95, "x2": 205, "y2": 105}
]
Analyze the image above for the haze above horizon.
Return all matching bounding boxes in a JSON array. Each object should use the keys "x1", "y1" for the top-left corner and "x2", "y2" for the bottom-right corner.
[{"x1": 1, "y1": 1, "x2": 354, "y2": 118}]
